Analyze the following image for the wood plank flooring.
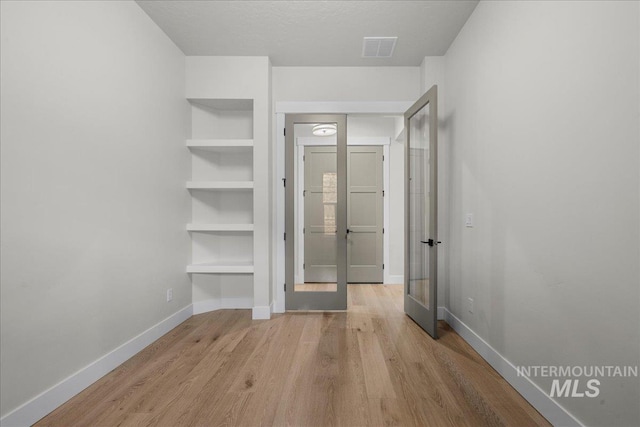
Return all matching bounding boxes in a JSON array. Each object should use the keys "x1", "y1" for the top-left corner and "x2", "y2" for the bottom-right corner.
[{"x1": 36, "y1": 285, "x2": 549, "y2": 427}]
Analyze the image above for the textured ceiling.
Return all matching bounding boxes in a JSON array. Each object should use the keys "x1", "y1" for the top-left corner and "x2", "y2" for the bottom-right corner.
[{"x1": 136, "y1": 1, "x2": 479, "y2": 66}]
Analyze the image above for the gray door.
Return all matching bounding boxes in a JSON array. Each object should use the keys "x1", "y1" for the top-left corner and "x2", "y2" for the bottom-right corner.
[
  {"x1": 405, "y1": 85, "x2": 439, "y2": 338},
  {"x1": 285, "y1": 114, "x2": 347, "y2": 310},
  {"x1": 347, "y1": 146, "x2": 383, "y2": 283},
  {"x1": 304, "y1": 146, "x2": 337, "y2": 283}
]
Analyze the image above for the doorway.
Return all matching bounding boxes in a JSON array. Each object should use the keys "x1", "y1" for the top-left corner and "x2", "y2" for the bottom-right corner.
[
  {"x1": 299, "y1": 145, "x2": 384, "y2": 286},
  {"x1": 285, "y1": 115, "x2": 387, "y2": 310}
]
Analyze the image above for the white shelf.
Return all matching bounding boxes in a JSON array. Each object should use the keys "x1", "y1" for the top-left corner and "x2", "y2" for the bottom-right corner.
[
  {"x1": 187, "y1": 139, "x2": 253, "y2": 152},
  {"x1": 187, "y1": 181, "x2": 253, "y2": 190},
  {"x1": 188, "y1": 98, "x2": 253, "y2": 111},
  {"x1": 187, "y1": 261, "x2": 254, "y2": 274},
  {"x1": 187, "y1": 224, "x2": 254, "y2": 232}
]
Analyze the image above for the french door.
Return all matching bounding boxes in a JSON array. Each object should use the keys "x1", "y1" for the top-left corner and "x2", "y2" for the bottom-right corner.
[
  {"x1": 285, "y1": 114, "x2": 347, "y2": 310},
  {"x1": 405, "y1": 85, "x2": 439, "y2": 338}
]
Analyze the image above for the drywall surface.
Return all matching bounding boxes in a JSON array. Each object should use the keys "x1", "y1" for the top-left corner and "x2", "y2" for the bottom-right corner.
[
  {"x1": 272, "y1": 66, "x2": 421, "y2": 102},
  {"x1": 444, "y1": 1, "x2": 639, "y2": 425},
  {"x1": 0, "y1": 0, "x2": 190, "y2": 418}
]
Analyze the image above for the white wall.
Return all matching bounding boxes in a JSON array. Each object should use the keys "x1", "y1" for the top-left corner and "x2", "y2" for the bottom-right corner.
[
  {"x1": 444, "y1": 1, "x2": 639, "y2": 425},
  {"x1": 0, "y1": 0, "x2": 190, "y2": 419},
  {"x1": 272, "y1": 66, "x2": 421, "y2": 102}
]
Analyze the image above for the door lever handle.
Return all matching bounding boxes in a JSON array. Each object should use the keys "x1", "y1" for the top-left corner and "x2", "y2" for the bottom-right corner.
[{"x1": 420, "y1": 239, "x2": 442, "y2": 247}]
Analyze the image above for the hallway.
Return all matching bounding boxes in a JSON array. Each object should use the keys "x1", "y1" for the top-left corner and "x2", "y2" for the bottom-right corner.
[{"x1": 37, "y1": 285, "x2": 549, "y2": 426}]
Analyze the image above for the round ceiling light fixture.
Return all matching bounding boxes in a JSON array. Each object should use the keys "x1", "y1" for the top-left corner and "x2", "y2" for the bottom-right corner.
[{"x1": 312, "y1": 124, "x2": 337, "y2": 136}]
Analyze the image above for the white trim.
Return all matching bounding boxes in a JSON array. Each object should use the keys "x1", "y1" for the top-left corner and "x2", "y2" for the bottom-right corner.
[
  {"x1": 274, "y1": 113, "x2": 286, "y2": 313},
  {"x1": 382, "y1": 145, "x2": 391, "y2": 284},
  {"x1": 252, "y1": 305, "x2": 271, "y2": 320},
  {"x1": 295, "y1": 136, "x2": 390, "y2": 146},
  {"x1": 276, "y1": 101, "x2": 413, "y2": 114},
  {"x1": 386, "y1": 274, "x2": 404, "y2": 285},
  {"x1": 443, "y1": 308, "x2": 583, "y2": 427},
  {"x1": 437, "y1": 306, "x2": 446, "y2": 321},
  {"x1": 0, "y1": 305, "x2": 193, "y2": 427},
  {"x1": 192, "y1": 299, "x2": 221, "y2": 315},
  {"x1": 193, "y1": 297, "x2": 253, "y2": 315}
]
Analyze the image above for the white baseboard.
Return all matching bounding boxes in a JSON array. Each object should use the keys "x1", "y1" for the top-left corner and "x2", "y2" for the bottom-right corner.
[
  {"x1": 252, "y1": 305, "x2": 271, "y2": 320},
  {"x1": 443, "y1": 308, "x2": 583, "y2": 427},
  {"x1": 0, "y1": 305, "x2": 193, "y2": 427},
  {"x1": 192, "y1": 297, "x2": 253, "y2": 315},
  {"x1": 192, "y1": 299, "x2": 221, "y2": 315},
  {"x1": 385, "y1": 274, "x2": 404, "y2": 284}
]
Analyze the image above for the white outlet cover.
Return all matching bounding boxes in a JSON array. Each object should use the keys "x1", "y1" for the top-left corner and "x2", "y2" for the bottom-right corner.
[{"x1": 166, "y1": 288, "x2": 173, "y2": 302}]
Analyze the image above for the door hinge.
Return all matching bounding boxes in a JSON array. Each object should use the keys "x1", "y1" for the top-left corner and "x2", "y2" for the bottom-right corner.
[
  {"x1": 382, "y1": 190, "x2": 385, "y2": 197},
  {"x1": 282, "y1": 178, "x2": 286, "y2": 187},
  {"x1": 303, "y1": 227, "x2": 305, "y2": 234},
  {"x1": 284, "y1": 283, "x2": 287, "y2": 291},
  {"x1": 383, "y1": 228, "x2": 385, "y2": 234},
  {"x1": 284, "y1": 128, "x2": 286, "y2": 136},
  {"x1": 303, "y1": 189, "x2": 306, "y2": 197},
  {"x1": 303, "y1": 263, "x2": 305, "y2": 270},
  {"x1": 284, "y1": 232, "x2": 286, "y2": 241},
  {"x1": 383, "y1": 263, "x2": 385, "y2": 270},
  {"x1": 383, "y1": 155, "x2": 385, "y2": 161}
]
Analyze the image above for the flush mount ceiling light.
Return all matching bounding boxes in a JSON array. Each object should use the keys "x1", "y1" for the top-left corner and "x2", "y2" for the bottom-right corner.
[{"x1": 312, "y1": 124, "x2": 337, "y2": 136}]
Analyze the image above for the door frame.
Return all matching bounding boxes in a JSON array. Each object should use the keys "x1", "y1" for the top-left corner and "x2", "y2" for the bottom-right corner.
[
  {"x1": 274, "y1": 102, "x2": 413, "y2": 313},
  {"x1": 404, "y1": 85, "x2": 439, "y2": 338},
  {"x1": 285, "y1": 114, "x2": 348, "y2": 310}
]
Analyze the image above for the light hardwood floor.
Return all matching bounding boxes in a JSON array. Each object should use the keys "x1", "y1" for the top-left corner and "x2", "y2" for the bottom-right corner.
[{"x1": 37, "y1": 285, "x2": 549, "y2": 427}]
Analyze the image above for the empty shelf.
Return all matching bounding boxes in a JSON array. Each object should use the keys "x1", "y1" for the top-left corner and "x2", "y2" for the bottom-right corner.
[
  {"x1": 187, "y1": 261, "x2": 254, "y2": 274},
  {"x1": 187, "y1": 139, "x2": 253, "y2": 152},
  {"x1": 187, "y1": 224, "x2": 254, "y2": 232},
  {"x1": 187, "y1": 181, "x2": 253, "y2": 190}
]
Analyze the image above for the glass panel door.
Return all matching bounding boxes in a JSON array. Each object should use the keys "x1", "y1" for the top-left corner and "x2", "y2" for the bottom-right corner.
[
  {"x1": 285, "y1": 114, "x2": 347, "y2": 310},
  {"x1": 405, "y1": 86, "x2": 438, "y2": 338}
]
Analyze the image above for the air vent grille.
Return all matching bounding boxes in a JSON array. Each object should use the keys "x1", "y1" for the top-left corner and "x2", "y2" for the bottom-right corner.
[{"x1": 362, "y1": 37, "x2": 397, "y2": 58}]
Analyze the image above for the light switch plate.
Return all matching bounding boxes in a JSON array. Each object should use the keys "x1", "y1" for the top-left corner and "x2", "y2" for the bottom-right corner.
[{"x1": 465, "y1": 213, "x2": 474, "y2": 228}]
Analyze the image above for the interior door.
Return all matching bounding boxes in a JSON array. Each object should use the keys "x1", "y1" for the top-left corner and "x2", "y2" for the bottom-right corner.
[
  {"x1": 285, "y1": 114, "x2": 347, "y2": 310},
  {"x1": 405, "y1": 85, "x2": 439, "y2": 338},
  {"x1": 347, "y1": 145, "x2": 383, "y2": 283}
]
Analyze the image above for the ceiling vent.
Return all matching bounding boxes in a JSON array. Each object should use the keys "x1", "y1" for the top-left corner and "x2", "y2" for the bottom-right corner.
[{"x1": 362, "y1": 37, "x2": 397, "y2": 58}]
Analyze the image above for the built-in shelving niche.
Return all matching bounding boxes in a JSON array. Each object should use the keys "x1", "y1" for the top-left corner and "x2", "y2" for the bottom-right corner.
[{"x1": 187, "y1": 99, "x2": 254, "y2": 308}]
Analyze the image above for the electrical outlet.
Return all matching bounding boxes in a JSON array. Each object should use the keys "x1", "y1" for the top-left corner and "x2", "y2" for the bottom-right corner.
[
  {"x1": 467, "y1": 297, "x2": 474, "y2": 313},
  {"x1": 166, "y1": 288, "x2": 173, "y2": 302}
]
